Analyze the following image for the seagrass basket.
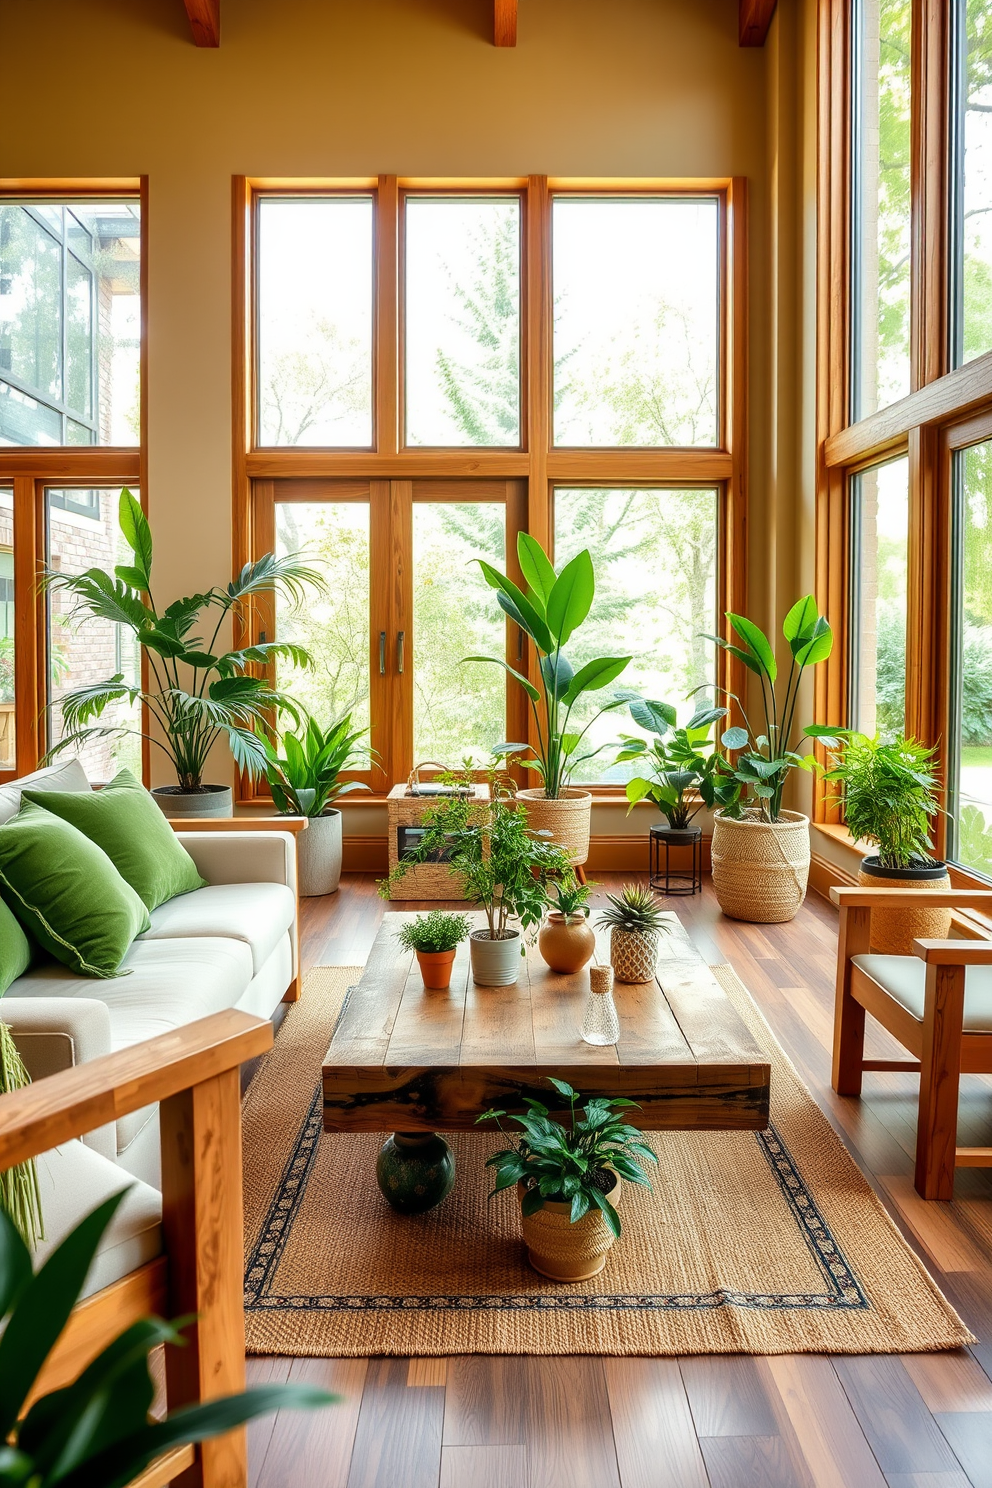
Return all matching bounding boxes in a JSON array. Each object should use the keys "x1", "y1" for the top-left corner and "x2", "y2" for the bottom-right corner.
[
  {"x1": 710, "y1": 808, "x2": 810, "y2": 924},
  {"x1": 386, "y1": 776, "x2": 489, "y2": 902},
  {"x1": 610, "y1": 927, "x2": 661, "y2": 984},
  {"x1": 516, "y1": 788, "x2": 592, "y2": 865}
]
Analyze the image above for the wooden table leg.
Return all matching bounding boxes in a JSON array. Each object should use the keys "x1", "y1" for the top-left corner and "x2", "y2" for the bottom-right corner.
[{"x1": 375, "y1": 1131, "x2": 456, "y2": 1214}]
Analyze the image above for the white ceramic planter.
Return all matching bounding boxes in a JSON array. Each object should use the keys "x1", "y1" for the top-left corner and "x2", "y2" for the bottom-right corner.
[
  {"x1": 296, "y1": 810, "x2": 343, "y2": 897},
  {"x1": 470, "y1": 928, "x2": 522, "y2": 986},
  {"x1": 152, "y1": 784, "x2": 233, "y2": 820}
]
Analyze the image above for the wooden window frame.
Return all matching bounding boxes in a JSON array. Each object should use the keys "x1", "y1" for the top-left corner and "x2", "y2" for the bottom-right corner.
[
  {"x1": 0, "y1": 178, "x2": 147, "y2": 785},
  {"x1": 234, "y1": 175, "x2": 748, "y2": 803}
]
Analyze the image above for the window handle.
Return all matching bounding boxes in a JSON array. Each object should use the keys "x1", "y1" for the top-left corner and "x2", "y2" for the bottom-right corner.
[
  {"x1": 379, "y1": 631, "x2": 386, "y2": 675},
  {"x1": 397, "y1": 630, "x2": 405, "y2": 674}
]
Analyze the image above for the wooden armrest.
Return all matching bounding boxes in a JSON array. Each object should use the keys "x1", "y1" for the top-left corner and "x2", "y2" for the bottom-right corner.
[
  {"x1": 168, "y1": 817, "x2": 308, "y2": 832},
  {"x1": 912, "y1": 938, "x2": 992, "y2": 964},
  {"x1": 0, "y1": 1010, "x2": 272, "y2": 1171},
  {"x1": 831, "y1": 887, "x2": 992, "y2": 909}
]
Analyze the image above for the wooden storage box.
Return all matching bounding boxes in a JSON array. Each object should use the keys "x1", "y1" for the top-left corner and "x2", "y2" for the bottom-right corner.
[{"x1": 386, "y1": 780, "x2": 489, "y2": 901}]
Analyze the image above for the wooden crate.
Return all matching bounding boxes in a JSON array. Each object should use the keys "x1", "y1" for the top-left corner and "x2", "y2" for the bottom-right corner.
[{"x1": 386, "y1": 781, "x2": 489, "y2": 901}]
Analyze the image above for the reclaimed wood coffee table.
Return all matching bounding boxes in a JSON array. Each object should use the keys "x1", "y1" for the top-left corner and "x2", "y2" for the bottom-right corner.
[{"x1": 322, "y1": 911, "x2": 771, "y2": 1211}]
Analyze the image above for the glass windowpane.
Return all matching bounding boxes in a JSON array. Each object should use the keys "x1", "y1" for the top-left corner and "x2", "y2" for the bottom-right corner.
[
  {"x1": 257, "y1": 199, "x2": 373, "y2": 447},
  {"x1": 953, "y1": 0, "x2": 992, "y2": 364},
  {"x1": 0, "y1": 207, "x2": 61, "y2": 402},
  {"x1": 0, "y1": 489, "x2": 13, "y2": 771},
  {"x1": 554, "y1": 488, "x2": 718, "y2": 782},
  {"x1": 949, "y1": 442, "x2": 992, "y2": 876},
  {"x1": 552, "y1": 198, "x2": 719, "y2": 447},
  {"x1": 848, "y1": 457, "x2": 909, "y2": 736}
]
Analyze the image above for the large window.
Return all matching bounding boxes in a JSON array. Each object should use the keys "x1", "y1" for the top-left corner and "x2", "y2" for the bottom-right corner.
[
  {"x1": 952, "y1": 0, "x2": 992, "y2": 366},
  {"x1": 949, "y1": 440, "x2": 992, "y2": 873},
  {"x1": 847, "y1": 457, "x2": 909, "y2": 736}
]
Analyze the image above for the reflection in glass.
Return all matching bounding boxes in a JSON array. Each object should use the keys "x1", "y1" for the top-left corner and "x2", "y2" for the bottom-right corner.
[
  {"x1": 413, "y1": 502, "x2": 505, "y2": 763},
  {"x1": 257, "y1": 199, "x2": 373, "y2": 447},
  {"x1": 950, "y1": 442, "x2": 992, "y2": 876},
  {"x1": 852, "y1": 0, "x2": 912, "y2": 417},
  {"x1": 953, "y1": 0, "x2": 992, "y2": 364},
  {"x1": 405, "y1": 198, "x2": 520, "y2": 447},
  {"x1": 0, "y1": 490, "x2": 13, "y2": 771},
  {"x1": 275, "y1": 503, "x2": 371, "y2": 759},
  {"x1": 848, "y1": 457, "x2": 909, "y2": 737},
  {"x1": 46, "y1": 488, "x2": 142, "y2": 781},
  {"x1": 552, "y1": 198, "x2": 719, "y2": 447},
  {"x1": 554, "y1": 488, "x2": 718, "y2": 783}
]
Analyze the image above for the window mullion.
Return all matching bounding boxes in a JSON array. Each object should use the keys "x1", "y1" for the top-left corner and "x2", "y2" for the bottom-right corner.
[{"x1": 376, "y1": 175, "x2": 399, "y2": 457}]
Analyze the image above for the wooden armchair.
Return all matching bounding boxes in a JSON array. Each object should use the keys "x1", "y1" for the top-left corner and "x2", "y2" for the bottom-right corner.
[
  {"x1": 0, "y1": 1008, "x2": 272, "y2": 1488},
  {"x1": 831, "y1": 886, "x2": 992, "y2": 1200}
]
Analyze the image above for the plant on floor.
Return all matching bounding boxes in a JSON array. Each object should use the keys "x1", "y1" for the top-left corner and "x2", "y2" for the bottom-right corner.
[
  {"x1": 477, "y1": 1076, "x2": 657, "y2": 1238},
  {"x1": 255, "y1": 713, "x2": 372, "y2": 817},
  {"x1": 824, "y1": 733, "x2": 941, "y2": 868},
  {"x1": 395, "y1": 912, "x2": 474, "y2": 954},
  {"x1": 595, "y1": 884, "x2": 671, "y2": 983},
  {"x1": 0, "y1": 1194, "x2": 334, "y2": 1488},
  {"x1": 613, "y1": 696, "x2": 727, "y2": 828},
  {"x1": 464, "y1": 533, "x2": 632, "y2": 797},
  {"x1": 40, "y1": 488, "x2": 324, "y2": 793}
]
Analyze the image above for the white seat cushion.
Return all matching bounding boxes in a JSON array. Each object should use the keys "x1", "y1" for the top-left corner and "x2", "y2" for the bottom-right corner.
[
  {"x1": 853, "y1": 953, "x2": 992, "y2": 1033},
  {"x1": 34, "y1": 1140, "x2": 162, "y2": 1299},
  {"x1": 137, "y1": 882, "x2": 295, "y2": 976}
]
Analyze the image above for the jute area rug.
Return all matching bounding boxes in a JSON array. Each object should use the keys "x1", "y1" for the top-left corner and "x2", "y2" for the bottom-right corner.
[{"x1": 243, "y1": 965, "x2": 971, "y2": 1357}]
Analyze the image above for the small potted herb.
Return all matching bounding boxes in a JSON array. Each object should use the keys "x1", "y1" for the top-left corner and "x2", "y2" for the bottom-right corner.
[
  {"x1": 477, "y1": 1077, "x2": 657, "y2": 1281},
  {"x1": 395, "y1": 911, "x2": 473, "y2": 990},
  {"x1": 595, "y1": 884, "x2": 671, "y2": 983},
  {"x1": 538, "y1": 877, "x2": 596, "y2": 975}
]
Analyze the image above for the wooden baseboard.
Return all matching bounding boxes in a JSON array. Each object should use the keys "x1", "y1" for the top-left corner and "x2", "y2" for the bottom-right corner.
[
  {"x1": 808, "y1": 851, "x2": 857, "y2": 902},
  {"x1": 342, "y1": 835, "x2": 389, "y2": 872}
]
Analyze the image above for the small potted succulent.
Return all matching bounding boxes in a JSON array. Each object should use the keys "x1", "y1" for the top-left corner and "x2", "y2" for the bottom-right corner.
[
  {"x1": 395, "y1": 911, "x2": 473, "y2": 991},
  {"x1": 477, "y1": 1077, "x2": 658, "y2": 1281},
  {"x1": 595, "y1": 884, "x2": 670, "y2": 984},
  {"x1": 538, "y1": 877, "x2": 596, "y2": 975}
]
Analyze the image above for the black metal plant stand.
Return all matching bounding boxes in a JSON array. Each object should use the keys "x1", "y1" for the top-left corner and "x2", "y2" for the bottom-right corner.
[{"x1": 649, "y1": 824, "x2": 703, "y2": 896}]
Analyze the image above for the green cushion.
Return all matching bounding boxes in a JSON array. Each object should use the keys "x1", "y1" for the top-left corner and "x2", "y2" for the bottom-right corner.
[
  {"x1": 23, "y1": 768, "x2": 206, "y2": 912},
  {"x1": 0, "y1": 897, "x2": 33, "y2": 993},
  {"x1": 0, "y1": 801, "x2": 150, "y2": 978}
]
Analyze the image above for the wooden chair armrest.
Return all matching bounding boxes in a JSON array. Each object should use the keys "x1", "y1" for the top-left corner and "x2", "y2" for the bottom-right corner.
[
  {"x1": 0, "y1": 1010, "x2": 271, "y2": 1171},
  {"x1": 831, "y1": 887, "x2": 992, "y2": 909},
  {"x1": 167, "y1": 816, "x2": 308, "y2": 833},
  {"x1": 913, "y1": 938, "x2": 992, "y2": 964}
]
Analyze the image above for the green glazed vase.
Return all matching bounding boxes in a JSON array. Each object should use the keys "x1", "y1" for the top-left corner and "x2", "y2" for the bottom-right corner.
[{"x1": 376, "y1": 1132, "x2": 456, "y2": 1214}]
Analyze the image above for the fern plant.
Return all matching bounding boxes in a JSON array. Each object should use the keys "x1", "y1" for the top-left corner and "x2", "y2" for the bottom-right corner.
[{"x1": 825, "y1": 733, "x2": 941, "y2": 868}]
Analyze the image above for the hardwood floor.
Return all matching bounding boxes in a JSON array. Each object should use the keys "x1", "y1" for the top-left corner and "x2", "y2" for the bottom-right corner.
[{"x1": 249, "y1": 875, "x2": 992, "y2": 1488}]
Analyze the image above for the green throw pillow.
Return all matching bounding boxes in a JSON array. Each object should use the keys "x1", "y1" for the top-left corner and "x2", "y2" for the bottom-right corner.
[
  {"x1": 23, "y1": 768, "x2": 206, "y2": 912},
  {"x1": 0, "y1": 896, "x2": 33, "y2": 994},
  {"x1": 0, "y1": 801, "x2": 150, "y2": 978}
]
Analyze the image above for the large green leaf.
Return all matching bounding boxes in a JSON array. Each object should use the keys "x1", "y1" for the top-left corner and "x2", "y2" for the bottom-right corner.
[
  {"x1": 540, "y1": 652, "x2": 574, "y2": 696},
  {"x1": 0, "y1": 1211, "x2": 31, "y2": 1324},
  {"x1": 477, "y1": 562, "x2": 554, "y2": 653},
  {"x1": 226, "y1": 553, "x2": 325, "y2": 609},
  {"x1": 793, "y1": 616, "x2": 833, "y2": 668},
  {"x1": 782, "y1": 594, "x2": 820, "y2": 646},
  {"x1": 546, "y1": 550, "x2": 594, "y2": 646},
  {"x1": 561, "y1": 656, "x2": 631, "y2": 707},
  {"x1": 624, "y1": 696, "x2": 677, "y2": 735},
  {"x1": 726, "y1": 613, "x2": 777, "y2": 682},
  {"x1": 57, "y1": 677, "x2": 142, "y2": 733},
  {"x1": 118, "y1": 488, "x2": 152, "y2": 592},
  {"x1": 516, "y1": 532, "x2": 557, "y2": 608},
  {"x1": 141, "y1": 628, "x2": 188, "y2": 659},
  {"x1": 462, "y1": 655, "x2": 540, "y2": 703}
]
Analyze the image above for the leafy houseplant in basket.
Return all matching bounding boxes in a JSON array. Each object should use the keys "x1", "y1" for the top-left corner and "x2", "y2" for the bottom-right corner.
[
  {"x1": 703, "y1": 596, "x2": 841, "y2": 924},
  {"x1": 465, "y1": 532, "x2": 632, "y2": 866},
  {"x1": 379, "y1": 783, "x2": 574, "y2": 987},
  {"x1": 477, "y1": 1077, "x2": 658, "y2": 1281},
  {"x1": 538, "y1": 876, "x2": 596, "y2": 975},
  {"x1": 395, "y1": 911, "x2": 473, "y2": 990},
  {"x1": 41, "y1": 488, "x2": 323, "y2": 818},
  {"x1": 0, "y1": 1194, "x2": 334, "y2": 1488},
  {"x1": 255, "y1": 713, "x2": 371, "y2": 896},
  {"x1": 595, "y1": 884, "x2": 671, "y2": 984},
  {"x1": 825, "y1": 732, "x2": 950, "y2": 955}
]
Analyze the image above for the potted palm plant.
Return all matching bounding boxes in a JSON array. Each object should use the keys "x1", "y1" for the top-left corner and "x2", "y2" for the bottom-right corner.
[
  {"x1": 395, "y1": 911, "x2": 473, "y2": 990},
  {"x1": 826, "y1": 732, "x2": 950, "y2": 954},
  {"x1": 465, "y1": 533, "x2": 632, "y2": 865},
  {"x1": 41, "y1": 489, "x2": 322, "y2": 818},
  {"x1": 255, "y1": 712, "x2": 371, "y2": 895},
  {"x1": 538, "y1": 876, "x2": 596, "y2": 975},
  {"x1": 595, "y1": 884, "x2": 671, "y2": 983},
  {"x1": 477, "y1": 1077, "x2": 658, "y2": 1281},
  {"x1": 380, "y1": 783, "x2": 573, "y2": 986}
]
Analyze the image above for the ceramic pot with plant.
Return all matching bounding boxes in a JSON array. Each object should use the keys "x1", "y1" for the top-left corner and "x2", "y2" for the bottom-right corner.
[
  {"x1": 40, "y1": 488, "x2": 323, "y2": 819},
  {"x1": 380, "y1": 776, "x2": 573, "y2": 987},
  {"x1": 465, "y1": 533, "x2": 633, "y2": 864},
  {"x1": 826, "y1": 732, "x2": 950, "y2": 954},
  {"x1": 705, "y1": 597, "x2": 841, "y2": 923},
  {"x1": 256, "y1": 712, "x2": 372, "y2": 896},
  {"x1": 395, "y1": 911, "x2": 473, "y2": 990},
  {"x1": 477, "y1": 1077, "x2": 657, "y2": 1281},
  {"x1": 596, "y1": 884, "x2": 670, "y2": 984},
  {"x1": 538, "y1": 877, "x2": 596, "y2": 974}
]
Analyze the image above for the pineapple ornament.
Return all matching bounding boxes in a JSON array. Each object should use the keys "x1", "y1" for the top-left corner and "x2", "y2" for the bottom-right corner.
[{"x1": 595, "y1": 884, "x2": 670, "y2": 983}]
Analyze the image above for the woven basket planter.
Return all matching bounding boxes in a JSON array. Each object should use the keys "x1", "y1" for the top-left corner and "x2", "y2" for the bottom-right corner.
[
  {"x1": 858, "y1": 857, "x2": 951, "y2": 955},
  {"x1": 711, "y1": 809, "x2": 810, "y2": 924},
  {"x1": 516, "y1": 788, "x2": 592, "y2": 865},
  {"x1": 518, "y1": 1173, "x2": 622, "y2": 1281},
  {"x1": 386, "y1": 780, "x2": 488, "y2": 901},
  {"x1": 610, "y1": 926, "x2": 661, "y2": 984}
]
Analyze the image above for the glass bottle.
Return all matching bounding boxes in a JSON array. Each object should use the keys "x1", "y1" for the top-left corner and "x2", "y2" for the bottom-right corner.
[{"x1": 582, "y1": 965, "x2": 620, "y2": 1046}]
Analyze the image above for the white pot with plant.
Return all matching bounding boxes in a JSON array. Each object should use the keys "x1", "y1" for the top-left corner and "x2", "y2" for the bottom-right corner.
[
  {"x1": 465, "y1": 534, "x2": 633, "y2": 865},
  {"x1": 707, "y1": 597, "x2": 841, "y2": 923},
  {"x1": 595, "y1": 884, "x2": 671, "y2": 983},
  {"x1": 380, "y1": 777, "x2": 573, "y2": 986},
  {"x1": 40, "y1": 489, "x2": 323, "y2": 818},
  {"x1": 826, "y1": 732, "x2": 951, "y2": 954},
  {"x1": 255, "y1": 712, "x2": 371, "y2": 896},
  {"x1": 394, "y1": 911, "x2": 473, "y2": 990},
  {"x1": 477, "y1": 1077, "x2": 658, "y2": 1281}
]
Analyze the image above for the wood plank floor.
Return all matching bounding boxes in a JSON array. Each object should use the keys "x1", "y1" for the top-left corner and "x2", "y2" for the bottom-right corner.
[{"x1": 247, "y1": 874, "x2": 992, "y2": 1488}]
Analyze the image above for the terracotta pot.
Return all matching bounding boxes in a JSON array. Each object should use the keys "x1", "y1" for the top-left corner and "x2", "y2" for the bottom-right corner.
[
  {"x1": 516, "y1": 788, "x2": 592, "y2": 865},
  {"x1": 538, "y1": 912, "x2": 596, "y2": 974},
  {"x1": 858, "y1": 856, "x2": 951, "y2": 955},
  {"x1": 710, "y1": 809, "x2": 810, "y2": 923},
  {"x1": 416, "y1": 947, "x2": 457, "y2": 990},
  {"x1": 518, "y1": 1171, "x2": 622, "y2": 1281},
  {"x1": 470, "y1": 929, "x2": 521, "y2": 986}
]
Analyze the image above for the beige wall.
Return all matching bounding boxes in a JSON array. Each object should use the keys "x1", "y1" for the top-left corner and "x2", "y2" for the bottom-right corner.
[{"x1": 2, "y1": 0, "x2": 812, "y2": 818}]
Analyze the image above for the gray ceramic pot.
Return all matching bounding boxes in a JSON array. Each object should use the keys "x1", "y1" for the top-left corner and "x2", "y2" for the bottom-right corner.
[
  {"x1": 152, "y1": 784, "x2": 233, "y2": 820},
  {"x1": 469, "y1": 928, "x2": 522, "y2": 987},
  {"x1": 296, "y1": 810, "x2": 343, "y2": 897}
]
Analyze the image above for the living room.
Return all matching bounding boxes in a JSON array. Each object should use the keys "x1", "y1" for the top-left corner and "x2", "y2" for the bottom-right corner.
[{"x1": 2, "y1": 1, "x2": 992, "y2": 1485}]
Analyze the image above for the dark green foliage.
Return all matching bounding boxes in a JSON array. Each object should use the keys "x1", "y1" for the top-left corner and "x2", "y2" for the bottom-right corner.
[
  {"x1": 476, "y1": 1077, "x2": 658, "y2": 1239},
  {"x1": 394, "y1": 911, "x2": 473, "y2": 954},
  {"x1": 256, "y1": 712, "x2": 372, "y2": 817},
  {"x1": 825, "y1": 733, "x2": 940, "y2": 869},
  {"x1": 614, "y1": 696, "x2": 726, "y2": 828}
]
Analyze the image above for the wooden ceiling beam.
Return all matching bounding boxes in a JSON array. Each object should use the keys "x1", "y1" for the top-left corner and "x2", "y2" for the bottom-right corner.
[
  {"x1": 494, "y1": 0, "x2": 517, "y2": 47},
  {"x1": 184, "y1": 0, "x2": 220, "y2": 47},
  {"x1": 739, "y1": 0, "x2": 777, "y2": 46}
]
